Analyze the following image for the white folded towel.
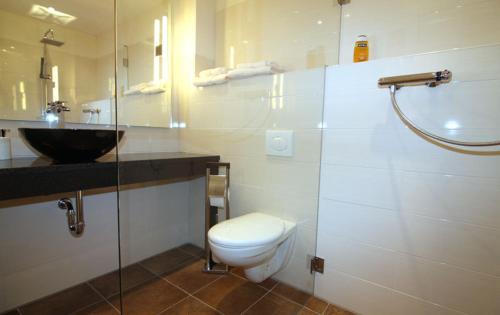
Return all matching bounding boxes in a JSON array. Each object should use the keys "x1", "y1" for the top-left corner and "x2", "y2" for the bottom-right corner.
[
  {"x1": 123, "y1": 82, "x2": 149, "y2": 95},
  {"x1": 124, "y1": 81, "x2": 166, "y2": 96},
  {"x1": 226, "y1": 66, "x2": 282, "y2": 79},
  {"x1": 236, "y1": 61, "x2": 280, "y2": 70},
  {"x1": 141, "y1": 85, "x2": 166, "y2": 94},
  {"x1": 199, "y1": 67, "x2": 227, "y2": 78},
  {"x1": 193, "y1": 74, "x2": 228, "y2": 87}
]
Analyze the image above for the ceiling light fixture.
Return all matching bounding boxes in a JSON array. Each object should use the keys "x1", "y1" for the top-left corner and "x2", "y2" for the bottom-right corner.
[{"x1": 29, "y1": 5, "x2": 77, "y2": 25}]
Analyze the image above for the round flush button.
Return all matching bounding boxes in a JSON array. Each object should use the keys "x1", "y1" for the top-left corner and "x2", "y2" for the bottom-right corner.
[{"x1": 272, "y1": 136, "x2": 288, "y2": 151}]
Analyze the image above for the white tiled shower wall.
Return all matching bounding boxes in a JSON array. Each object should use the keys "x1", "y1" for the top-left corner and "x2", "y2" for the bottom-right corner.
[{"x1": 315, "y1": 45, "x2": 500, "y2": 315}]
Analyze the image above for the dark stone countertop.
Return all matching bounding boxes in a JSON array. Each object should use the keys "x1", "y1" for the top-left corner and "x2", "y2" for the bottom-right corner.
[{"x1": 0, "y1": 152, "x2": 219, "y2": 201}]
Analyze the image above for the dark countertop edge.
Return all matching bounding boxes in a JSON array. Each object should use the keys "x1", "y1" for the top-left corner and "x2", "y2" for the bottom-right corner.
[
  {"x1": 0, "y1": 153, "x2": 220, "y2": 202},
  {"x1": 0, "y1": 152, "x2": 221, "y2": 173}
]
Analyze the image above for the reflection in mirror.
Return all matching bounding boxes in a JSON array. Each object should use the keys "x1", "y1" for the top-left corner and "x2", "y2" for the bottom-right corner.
[
  {"x1": 116, "y1": 0, "x2": 173, "y2": 128},
  {"x1": 0, "y1": 0, "x2": 172, "y2": 128}
]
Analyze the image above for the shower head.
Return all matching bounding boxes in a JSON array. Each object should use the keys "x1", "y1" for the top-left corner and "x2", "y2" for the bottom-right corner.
[{"x1": 40, "y1": 29, "x2": 64, "y2": 46}]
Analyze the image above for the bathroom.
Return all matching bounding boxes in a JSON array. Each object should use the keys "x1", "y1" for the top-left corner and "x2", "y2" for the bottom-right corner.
[{"x1": 0, "y1": 0, "x2": 499, "y2": 314}]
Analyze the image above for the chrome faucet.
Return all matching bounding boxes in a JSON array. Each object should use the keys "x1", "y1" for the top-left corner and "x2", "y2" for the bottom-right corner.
[{"x1": 46, "y1": 101, "x2": 70, "y2": 127}]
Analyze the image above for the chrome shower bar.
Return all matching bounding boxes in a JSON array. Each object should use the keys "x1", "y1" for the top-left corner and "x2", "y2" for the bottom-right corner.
[
  {"x1": 378, "y1": 70, "x2": 452, "y2": 88},
  {"x1": 379, "y1": 69, "x2": 500, "y2": 147}
]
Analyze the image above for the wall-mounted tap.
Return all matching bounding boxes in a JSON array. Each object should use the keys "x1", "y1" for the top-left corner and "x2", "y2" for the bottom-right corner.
[
  {"x1": 46, "y1": 100, "x2": 70, "y2": 113},
  {"x1": 46, "y1": 101, "x2": 70, "y2": 127}
]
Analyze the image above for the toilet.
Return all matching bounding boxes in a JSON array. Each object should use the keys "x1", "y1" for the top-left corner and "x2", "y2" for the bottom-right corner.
[{"x1": 208, "y1": 212, "x2": 296, "y2": 282}]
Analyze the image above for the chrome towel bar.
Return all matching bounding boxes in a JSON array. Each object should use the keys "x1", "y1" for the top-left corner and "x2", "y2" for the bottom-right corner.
[{"x1": 379, "y1": 70, "x2": 500, "y2": 147}]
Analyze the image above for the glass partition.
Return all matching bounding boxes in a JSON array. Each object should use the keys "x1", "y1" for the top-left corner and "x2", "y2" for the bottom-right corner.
[
  {"x1": 0, "y1": 1, "x2": 121, "y2": 313},
  {"x1": 115, "y1": 1, "x2": 339, "y2": 313}
]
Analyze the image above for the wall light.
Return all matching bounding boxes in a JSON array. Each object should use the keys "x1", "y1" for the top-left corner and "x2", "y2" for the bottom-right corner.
[
  {"x1": 161, "y1": 16, "x2": 168, "y2": 81},
  {"x1": 19, "y1": 81, "x2": 26, "y2": 110},
  {"x1": 153, "y1": 19, "x2": 160, "y2": 82}
]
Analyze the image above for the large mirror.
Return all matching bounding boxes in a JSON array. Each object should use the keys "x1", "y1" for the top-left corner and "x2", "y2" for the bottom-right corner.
[{"x1": 0, "y1": 0, "x2": 172, "y2": 128}]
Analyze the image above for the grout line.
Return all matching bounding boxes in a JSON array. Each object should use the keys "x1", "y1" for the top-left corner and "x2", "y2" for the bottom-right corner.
[
  {"x1": 229, "y1": 268, "x2": 280, "y2": 292},
  {"x1": 269, "y1": 287, "x2": 315, "y2": 311},
  {"x1": 190, "y1": 275, "x2": 224, "y2": 295},
  {"x1": 85, "y1": 281, "x2": 121, "y2": 314},
  {"x1": 157, "y1": 295, "x2": 190, "y2": 315},
  {"x1": 301, "y1": 306, "x2": 322, "y2": 315},
  {"x1": 176, "y1": 245, "x2": 205, "y2": 259},
  {"x1": 16, "y1": 307, "x2": 23, "y2": 315},
  {"x1": 189, "y1": 295, "x2": 225, "y2": 315},
  {"x1": 321, "y1": 304, "x2": 332, "y2": 315},
  {"x1": 66, "y1": 300, "x2": 107, "y2": 315},
  {"x1": 240, "y1": 289, "x2": 271, "y2": 314},
  {"x1": 160, "y1": 277, "x2": 224, "y2": 315}
]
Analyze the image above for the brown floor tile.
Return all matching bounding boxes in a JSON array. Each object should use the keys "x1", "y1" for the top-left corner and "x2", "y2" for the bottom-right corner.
[
  {"x1": 141, "y1": 248, "x2": 198, "y2": 276},
  {"x1": 177, "y1": 244, "x2": 206, "y2": 258},
  {"x1": 19, "y1": 283, "x2": 102, "y2": 315},
  {"x1": 89, "y1": 264, "x2": 156, "y2": 298},
  {"x1": 229, "y1": 267, "x2": 248, "y2": 279},
  {"x1": 324, "y1": 304, "x2": 355, "y2": 315},
  {"x1": 162, "y1": 297, "x2": 219, "y2": 314},
  {"x1": 297, "y1": 307, "x2": 317, "y2": 315},
  {"x1": 244, "y1": 293, "x2": 302, "y2": 315},
  {"x1": 71, "y1": 302, "x2": 119, "y2": 315},
  {"x1": 110, "y1": 278, "x2": 187, "y2": 315},
  {"x1": 272, "y1": 283, "x2": 312, "y2": 306},
  {"x1": 165, "y1": 260, "x2": 222, "y2": 293},
  {"x1": 230, "y1": 267, "x2": 278, "y2": 290},
  {"x1": 194, "y1": 274, "x2": 267, "y2": 315},
  {"x1": 304, "y1": 296, "x2": 328, "y2": 313}
]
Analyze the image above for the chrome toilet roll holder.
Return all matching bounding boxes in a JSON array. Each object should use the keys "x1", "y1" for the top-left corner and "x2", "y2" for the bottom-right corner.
[{"x1": 203, "y1": 162, "x2": 230, "y2": 274}]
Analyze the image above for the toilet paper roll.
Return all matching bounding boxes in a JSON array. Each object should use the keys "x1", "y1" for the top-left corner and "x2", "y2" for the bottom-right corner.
[
  {"x1": 209, "y1": 196, "x2": 225, "y2": 208},
  {"x1": 208, "y1": 175, "x2": 226, "y2": 196},
  {"x1": 0, "y1": 137, "x2": 12, "y2": 160}
]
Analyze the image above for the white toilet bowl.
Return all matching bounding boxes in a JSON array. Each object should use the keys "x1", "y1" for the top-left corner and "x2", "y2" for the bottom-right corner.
[{"x1": 208, "y1": 212, "x2": 296, "y2": 282}]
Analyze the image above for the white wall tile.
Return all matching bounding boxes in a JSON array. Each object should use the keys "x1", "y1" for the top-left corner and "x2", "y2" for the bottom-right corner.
[{"x1": 316, "y1": 44, "x2": 500, "y2": 315}]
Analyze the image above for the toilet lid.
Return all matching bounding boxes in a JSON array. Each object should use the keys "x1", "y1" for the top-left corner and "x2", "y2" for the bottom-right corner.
[{"x1": 208, "y1": 213, "x2": 285, "y2": 248}]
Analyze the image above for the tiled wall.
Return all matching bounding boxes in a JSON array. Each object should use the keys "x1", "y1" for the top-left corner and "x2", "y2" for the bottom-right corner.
[
  {"x1": 214, "y1": 0, "x2": 341, "y2": 71},
  {"x1": 339, "y1": 0, "x2": 500, "y2": 64},
  {"x1": 179, "y1": 68, "x2": 326, "y2": 292},
  {"x1": 315, "y1": 45, "x2": 500, "y2": 315}
]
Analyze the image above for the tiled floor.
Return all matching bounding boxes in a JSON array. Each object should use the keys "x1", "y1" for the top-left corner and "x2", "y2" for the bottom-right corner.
[{"x1": 5, "y1": 244, "x2": 355, "y2": 315}]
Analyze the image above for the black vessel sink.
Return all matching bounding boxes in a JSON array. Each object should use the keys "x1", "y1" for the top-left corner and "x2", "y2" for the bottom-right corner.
[{"x1": 19, "y1": 128, "x2": 125, "y2": 163}]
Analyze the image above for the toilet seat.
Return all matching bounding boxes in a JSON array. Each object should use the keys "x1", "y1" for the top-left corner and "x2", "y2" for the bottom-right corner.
[{"x1": 208, "y1": 212, "x2": 285, "y2": 248}]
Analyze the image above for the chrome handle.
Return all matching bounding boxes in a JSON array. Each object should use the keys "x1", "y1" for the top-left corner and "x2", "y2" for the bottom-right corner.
[
  {"x1": 378, "y1": 70, "x2": 452, "y2": 88},
  {"x1": 82, "y1": 108, "x2": 101, "y2": 114}
]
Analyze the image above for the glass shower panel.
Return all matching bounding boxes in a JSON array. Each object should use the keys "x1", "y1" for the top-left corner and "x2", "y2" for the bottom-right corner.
[
  {"x1": 115, "y1": 1, "x2": 184, "y2": 313},
  {"x1": 177, "y1": 0, "x2": 341, "y2": 298},
  {"x1": 115, "y1": 0, "x2": 341, "y2": 313},
  {"x1": 0, "y1": 1, "x2": 121, "y2": 314}
]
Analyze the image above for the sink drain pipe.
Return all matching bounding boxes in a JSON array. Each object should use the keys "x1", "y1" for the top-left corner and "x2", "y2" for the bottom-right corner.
[{"x1": 58, "y1": 190, "x2": 85, "y2": 237}]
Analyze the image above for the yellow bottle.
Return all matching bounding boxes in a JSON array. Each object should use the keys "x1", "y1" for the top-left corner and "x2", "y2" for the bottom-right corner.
[{"x1": 353, "y1": 35, "x2": 369, "y2": 63}]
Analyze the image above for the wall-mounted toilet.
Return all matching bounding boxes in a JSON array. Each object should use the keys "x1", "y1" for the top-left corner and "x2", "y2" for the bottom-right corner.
[{"x1": 208, "y1": 212, "x2": 296, "y2": 282}]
